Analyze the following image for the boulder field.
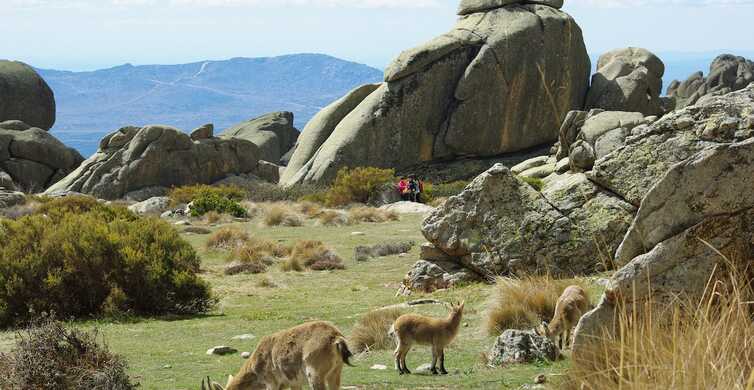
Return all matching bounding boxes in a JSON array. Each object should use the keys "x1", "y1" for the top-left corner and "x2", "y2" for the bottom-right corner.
[
  {"x1": 402, "y1": 84, "x2": 754, "y2": 296},
  {"x1": 282, "y1": 0, "x2": 591, "y2": 186}
]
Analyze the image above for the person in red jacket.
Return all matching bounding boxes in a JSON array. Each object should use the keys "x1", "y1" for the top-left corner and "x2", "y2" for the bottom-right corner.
[{"x1": 397, "y1": 177, "x2": 410, "y2": 201}]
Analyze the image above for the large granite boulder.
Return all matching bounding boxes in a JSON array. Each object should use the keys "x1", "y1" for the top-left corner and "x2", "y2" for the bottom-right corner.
[
  {"x1": 573, "y1": 137, "x2": 754, "y2": 359},
  {"x1": 281, "y1": 83, "x2": 380, "y2": 185},
  {"x1": 0, "y1": 121, "x2": 83, "y2": 191},
  {"x1": 285, "y1": 1, "x2": 590, "y2": 185},
  {"x1": 668, "y1": 54, "x2": 754, "y2": 109},
  {"x1": 0, "y1": 61, "x2": 55, "y2": 130},
  {"x1": 46, "y1": 125, "x2": 261, "y2": 200},
  {"x1": 487, "y1": 329, "x2": 559, "y2": 365},
  {"x1": 419, "y1": 165, "x2": 634, "y2": 279},
  {"x1": 458, "y1": 0, "x2": 563, "y2": 15},
  {"x1": 585, "y1": 48, "x2": 665, "y2": 116},
  {"x1": 590, "y1": 84, "x2": 754, "y2": 206},
  {"x1": 221, "y1": 112, "x2": 299, "y2": 164}
]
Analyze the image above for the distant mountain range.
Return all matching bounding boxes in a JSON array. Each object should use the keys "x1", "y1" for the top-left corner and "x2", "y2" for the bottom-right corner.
[
  {"x1": 41, "y1": 51, "x2": 752, "y2": 158},
  {"x1": 40, "y1": 54, "x2": 383, "y2": 157}
]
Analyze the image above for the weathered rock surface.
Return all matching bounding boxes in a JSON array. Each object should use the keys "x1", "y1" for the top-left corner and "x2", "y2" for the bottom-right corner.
[
  {"x1": 590, "y1": 84, "x2": 754, "y2": 206},
  {"x1": 574, "y1": 138, "x2": 754, "y2": 359},
  {"x1": 287, "y1": 2, "x2": 590, "y2": 185},
  {"x1": 45, "y1": 125, "x2": 261, "y2": 200},
  {"x1": 222, "y1": 112, "x2": 299, "y2": 164},
  {"x1": 487, "y1": 329, "x2": 559, "y2": 365},
  {"x1": 281, "y1": 84, "x2": 380, "y2": 185},
  {"x1": 458, "y1": 0, "x2": 563, "y2": 15},
  {"x1": 586, "y1": 48, "x2": 665, "y2": 116},
  {"x1": 668, "y1": 54, "x2": 754, "y2": 109},
  {"x1": 190, "y1": 123, "x2": 213, "y2": 141},
  {"x1": 127, "y1": 196, "x2": 170, "y2": 215},
  {"x1": 0, "y1": 189, "x2": 25, "y2": 209},
  {"x1": 0, "y1": 61, "x2": 56, "y2": 130},
  {"x1": 398, "y1": 259, "x2": 480, "y2": 295},
  {"x1": 379, "y1": 201, "x2": 435, "y2": 214},
  {"x1": 0, "y1": 121, "x2": 83, "y2": 191}
]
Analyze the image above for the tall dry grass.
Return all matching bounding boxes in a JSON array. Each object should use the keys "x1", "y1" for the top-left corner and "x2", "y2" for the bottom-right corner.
[
  {"x1": 483, "y1": 276, "x2": 590, "y2": 336},
  {"x1": 564, "y1": 244, "x2": 754, "y2": 390},
  {"x1": 349, "y1": 308, "x2": 405, "y2": 353},
  {"x1": 205, "y1": 227, "x2": 250, "y2": 250},
  {"x1": 347, "y1": 206, "x2": 399, "y2": 223},
  {"x1": 262, "y1": 203, "x2": 304, "y2": 227},
  {"x1": 282, "y1": 240, "x2": 344, "y2": 272}
]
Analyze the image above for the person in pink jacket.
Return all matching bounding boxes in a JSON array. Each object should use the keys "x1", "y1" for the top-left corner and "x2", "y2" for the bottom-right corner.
[{"x1": 397, "y1": 177, "x2": 410, "y2": 201}]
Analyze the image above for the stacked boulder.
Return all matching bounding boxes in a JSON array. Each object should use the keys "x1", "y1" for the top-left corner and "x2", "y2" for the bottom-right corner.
[
  {"x1": 282, "y1": 0, "x2": 590, "y2": 186},
  {"x1": 668, "y1": 54, "x2": 754, "y2": 109},
  {"x1": 572, "y1": 84, "x2": 754, "y2": 357},
  {"x1": 46, "y1": 125, "x2": 262, "y2": 200},
  {"x1": 0, "y1": 60, "x2": 56, "y2": 130},
  {"x1": 402, "y1": 82, "x2": 754, "y2": 295},
  {"x1": 221, "y1": 111, "x2": 299, "y2": 166}
]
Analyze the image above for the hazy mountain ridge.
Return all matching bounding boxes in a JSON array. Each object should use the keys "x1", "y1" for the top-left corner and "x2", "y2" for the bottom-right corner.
[{"x1": 39, "y1": 53, "x2": 383, "y2": 157}]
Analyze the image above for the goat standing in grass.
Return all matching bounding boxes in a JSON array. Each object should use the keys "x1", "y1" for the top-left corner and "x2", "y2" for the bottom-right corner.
[
  {"x1": 202, "y1": 321, "x2": 353, "y2": 390},
  {"x1": 538, "y1": 285, "x2": 590, "y2": 350},
  {"x1": 389, "y1": 301, "x2": 464, "y2": 375}
]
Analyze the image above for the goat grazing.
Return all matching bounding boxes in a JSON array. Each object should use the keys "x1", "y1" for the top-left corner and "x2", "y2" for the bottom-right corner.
[
  {"x1": 389, "y1": 301, "x2": 464, "y2": 375},
  {"x1": 538, "y1": 285, "x2": 590, "y2": 350},
  {"x1": 202, "y1": 321, "x2": 353, "y2": 390}
]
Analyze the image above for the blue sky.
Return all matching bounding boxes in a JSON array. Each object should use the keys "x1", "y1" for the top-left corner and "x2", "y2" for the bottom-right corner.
[{"x1": 1, "y1": 0, "x2": 753, "y2": 71}]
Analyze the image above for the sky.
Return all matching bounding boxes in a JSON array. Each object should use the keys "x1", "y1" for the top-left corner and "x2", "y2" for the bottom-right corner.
[{"x1": 1, "y1": 0, "x2": 753, "y2": 71}]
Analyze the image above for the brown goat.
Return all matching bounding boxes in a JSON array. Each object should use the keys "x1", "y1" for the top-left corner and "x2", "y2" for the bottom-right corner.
[
  {"x1": 389, "y1": 301, "x2": 464, "y2": 375},
  {"x1": 202, "y1": 321, "x2": 353, "y2": 390},
  {"x1": 538, "y1": 285, "x2": 590, "y2": 350}
]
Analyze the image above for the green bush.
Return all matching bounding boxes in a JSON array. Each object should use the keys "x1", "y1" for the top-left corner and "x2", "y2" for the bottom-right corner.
[
  {"x1": 0, "y1": 315, "x2": 136, "y2": 389},
  {"x1": 0, "y1": 196, "x2": 213, "y2": 327},
  {"x1": 168, "y1": 184, "x2": 247, "y2": 206},
  {"x1": 324, "y1": 167, "x2": 395, "y2": 207},
  {"x1": 189, "y1": 193, "x2": 248, "y2": 218},
  {"x1": 245, "y1": 182, "x2": 326, "y2": 203},
  {"x1": 421, "y1": 180, "x2": 469, "y2": 204}
]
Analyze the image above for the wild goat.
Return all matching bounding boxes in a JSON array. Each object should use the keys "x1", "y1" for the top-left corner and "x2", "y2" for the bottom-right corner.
[
  {"x1": 389, "y1": 301, "x2": 464, "y2": 375},
  {"x1": 202, "y1": 321, "x2": 353, "y2": 390},
  {"x1": 538, "y1": 285, "x2": 590, "y2": 350}
]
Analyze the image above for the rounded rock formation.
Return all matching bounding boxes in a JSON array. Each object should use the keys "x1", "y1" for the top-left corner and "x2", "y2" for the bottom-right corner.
[
  {"x1": 0, "y1": 60, "x2": 56, "y2": 130},
  {"x1": 221, "y1": 112, "x2": 299, "y2": 165},
  {"x1": 667, "y1": 54, "x2": 754, "y2": 109}
]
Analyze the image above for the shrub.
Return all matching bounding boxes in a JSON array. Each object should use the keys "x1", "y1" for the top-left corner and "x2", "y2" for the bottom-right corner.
[
  {"x1": 483, "y1": 276, "x2": 590, "y2": 336},
  {"x1": 286, "y1": 241, "x2": 344, "y2": 271},
  {"x1": 0, "y1": 316, "x2": 136, "y2": 389},
  {"x1": 189, "y1": 193, "x2": 247, "y2": 218},
  {"x1": 245, "y1": 182, "x2": 326, "y2": 203},
  {"x1": 168, "y1": 184, "x2": 246, "y2": 206},
  {"x1": 229, "y1": 238, "x2": 291, "y2": 265},
  {"x1": 324, "y1": 167, "x2": 395, "y2": 207},
  {"x1": 317, "y1": 210, "x2": 351, "y2": 227},
  {"x1": 347, "y1": 206, "x2": 399, "y2": 223},
  {"x1": 263, "y1": 204, "x2": 304, "y2": 227},
  {"x1": 0, "y1": 198, "x2": 213, "y2": 326},
  {"x1": 206, "y1": 227, "x2": 250, "y2": 250},
  {"x1": 349, "y1": 308, "x2": 405, "y2": 353}
]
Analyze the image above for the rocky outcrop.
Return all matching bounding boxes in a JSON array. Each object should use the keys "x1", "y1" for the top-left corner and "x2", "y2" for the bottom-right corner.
[
  {"x1": 0, "y1": 120, "x2": 83, "y2": 191},
  {"x1": 585, "y1": 48, "x2": 665, "y2": 116},
  {"x1": 46, "y1": 125, "x2": 261, "y2": 200},
  {"x1": 0, "y1": 61, "x2": 56, "y2": 130},
  {"x1": 573, "y1": 137, "x2": 754, "y2": 359},
  {"x1": 281, "y1": 83, "x2": 380, "y2": 185},
  {"x1": 221, "y1": 112, "x2": 299, "y2": 165},
  {"x1": 487, "y1": 329, "x2": 559, "y2": 365},
  {"x1": 668, "y1": 54, "x2": 754, "y2": 109},
  {"x1": 285, "y1": 1, "x2": 590, "y2": 185}
]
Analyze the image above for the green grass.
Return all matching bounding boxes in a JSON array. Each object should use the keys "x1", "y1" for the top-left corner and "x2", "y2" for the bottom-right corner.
[{"x1": 0, "y1": 213, "x2": 569, "y2": 389}]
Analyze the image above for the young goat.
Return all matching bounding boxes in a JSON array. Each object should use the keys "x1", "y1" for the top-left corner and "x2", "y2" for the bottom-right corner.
[
  {"x1": 538, "y1": 285, "x2": 590, "y2": 350},
  {"x1": 202, "y1": 321, "x2": 353, "y2": 390},
  {"x1": 389, "y1": 301, "x2": 464, "y2": 375}
]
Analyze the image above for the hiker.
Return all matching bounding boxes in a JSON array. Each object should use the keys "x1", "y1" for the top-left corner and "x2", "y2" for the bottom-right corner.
[
  {"x1": 397, "y1": 177, "x2": 410, "y2": 201},
  {"x1": 408, "y1": 176, "x2": 420, "y2": 203}
]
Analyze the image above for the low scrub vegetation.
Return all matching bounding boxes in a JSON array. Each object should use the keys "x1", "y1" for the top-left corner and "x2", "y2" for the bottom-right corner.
[
  {"x1": 348, "y1": 206, "x2": 399, "y2": 223},
  {"x1": 323, "y1": 167, "x2": 395, "y2": 207},
  {"x1": 227, "y1": 238, "x2": 292, "y2": 274},
  {"x1": 316, "y1": 210, "x2": 351, "y2": 227},
  {"x1": 422, "y1": 180, "x2": 469, "y2": 204},
  {"x1": 206, "y1": 227, "x2": 250, "y2": 250},
  {"x1": 349, "y1": 308, "x2": 405, "y2": 353},
  {"x1": 283, "y1": 240, "x2": 344, "y2": 271},
  {"x1": 189, "y1": 193, "x2": 248, "y2": 218},
  {"x1": 168, "y1": 184, "x2": 247, "y2": 206},
  {"x1": 0, "y1": 316, "x2": 136, "y2": 389},
  {"x1": 0, "y1": 196, "x2": 213, "y2": 326},
  {"x1": 263, "y1": 203, "x2": 304, "y2": 227},
  {"x1": 484, "y1": 276, "x2": 589, "y2": 336}
]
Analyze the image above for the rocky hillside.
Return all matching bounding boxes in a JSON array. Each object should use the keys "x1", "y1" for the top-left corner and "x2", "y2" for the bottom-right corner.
[{"x1": 39, "y1": 54, "x2": 382, "y2": 157}]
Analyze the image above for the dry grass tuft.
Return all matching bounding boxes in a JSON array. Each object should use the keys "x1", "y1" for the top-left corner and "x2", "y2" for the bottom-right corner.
[
  {"x1": 205, "y1": 227, "x2": 250, "y2": 250},
  {"x1": 256, "y1": 276, "x2": 277, "y2": 288},
  {"x1": 284, "y1": 240, "x2": 344, "y2": 271},
  {"x1": 295, "y1": 201, "x2": 324, "y2": 218},
  {"x1": 230, "y1": 238, "x2": 291, "y2": 264},
  {"x1": 203, "y1": 211, "x2": 222, "y2": 224},
  {"x1": 484, "y1": 276, "x2": 590, "y2": 336},
  {"x1": 317, "y1": 210, "x2": 352, "y2": 227},
  {"x1": 347, "y1": 206, "x2": 399, "y2": 224},
  {"x1": 349, "y1": 308, "x2": 405, "y2": 353},
  {"x1": 263, "y1": 203, "x2": 304, "y2": 227}
]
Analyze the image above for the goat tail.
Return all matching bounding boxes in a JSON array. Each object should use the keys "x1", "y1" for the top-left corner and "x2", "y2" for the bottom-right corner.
[
  {"x1": 336, "y1": 338, "x2": 355, "y2": 367},
  {"x1": 388, "y1": 323, "x2": 396, "y2": 339}
]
